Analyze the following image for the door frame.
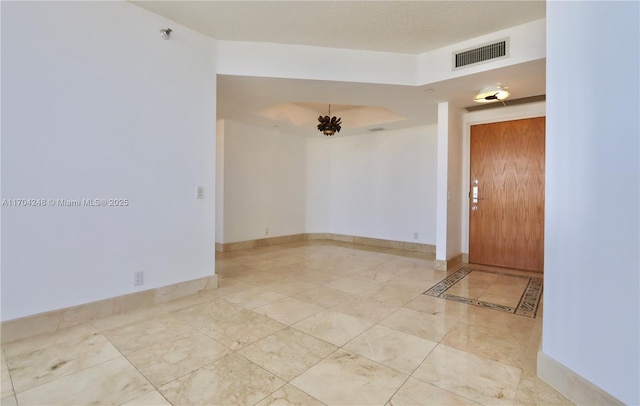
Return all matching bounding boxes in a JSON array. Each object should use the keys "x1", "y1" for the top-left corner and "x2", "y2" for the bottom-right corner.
[{"x1": 461, "y1": 101, "x2": 546, "y2": 259}]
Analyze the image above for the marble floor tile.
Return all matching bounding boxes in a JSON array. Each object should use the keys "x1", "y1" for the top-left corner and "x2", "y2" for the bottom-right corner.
[
  {"x1": 400, "y1": 267, "x2": 443, "y2": 283},
  {"x1": 197, "y1": 309, "x2": 286, "y2": 350},
  {"x1": 380, "y1": 307, "x2": 460, "y2": 343},
  {"x1": 370, "y1": 257, "x2": 433, "y2": 273},
  {"x1": 321, "y1": 262, "x2": 371, "y2": 277},
  {"x1": 265, "y1": 255, "x2": 306, "y2": 267},
  {"x1": 441, "y1": 322, "x2": 528, "y2": 368},
  {"x1": 293, "y1": 286, "x2": 356, "y2": 308},
  {"x1": 125, "y1": 330, "x2": 230, "y2": 386},
  {"x1": 238, "y1": 328, "x2": 337, "y2": 381},
  {"x1": 16, "y1": 357, "x2": 153, "y2": 406},
  {"x1": 298, "y1": 258, "x2": 342, "y2": 272},
  {"x1": 515, "y1": 371, "x2": 574, "y2": 406},
  {"x1": 254, "y1": 384, "x2": 325, "y2": 406},
  {"x1": 291, "y1": 349, "x2": 407, "y2": 405},
  {"x1": 352, "y1": 266, "x2": 405, "y2": 283},
  {"x1": 331, "y1": 296, "x2": 399, "y2": 323},
  {"x1": 3, "y1": 243, "x2": 558, "y2": 406},
  {"x1": 477, "y1": 292, "x2": 521, "y2": 308},
  {"x1": 231, "y1": 271, "x2": 286, "y2": 287},
  {"x1": 215, "y1": 263, "x2": 256, "y2": 278},
  {"x1": 2, "y1": 323, "x2": 98, "y2": 358},
  {"x1": 222, "y1": 286, "x2": 286, "y2": 309},
  {"x1": 483, "y1": 282, "x2": 528, "y2": 298},
  {"x1": 521, "y1": 318, "x2": 543, "y2": 373},
  {"x1": 465, "y1": 271, "x2": 500, "y2": 285},
  {"x1": 347, "y1": 254, "x2": 394, "y2": 268},
  {"x1": 261, "y1": 278, "x2": 319, "y2": 296},
  {"x1": 152, "y1": 292, "x2": 217, "y2": 313},
  {"x1": 325, "y1": 277, "x2": 381, "y2": 296},
  {"x1": 405, "y1": 295, "x2": 469, "y2": 318},
  {"x1": 172, "y1": 297, "x2": 245, "y2": 324},
  {"x1": 0, "y1": 396, "x2": 17, "y2": 406},
  {"x1": 121, "y1": 390, "x2": 172, "y2": 406},
  {"x1": 91, "y1": 306, "x2": 168, "y2": 332},
  {"x1": 289, "y1": 268, "x2": 343, "y2": 284},
  {"x1": 102, "y1": 316, "x2": 197, "y2": 354},
  {"x1": 413, "y1": 344, "x2": 522, "y2": 406},
  {"x1": 343, "y1": 325, "x2": 437, "y2": 374},
  {"x1": 385, "y1": 275, "x2": 434, "y2": 293},
  {"x1": 292, "y1": 310, "x2": 374, "y2": 347},
  {"x1": 462, "y1": 306, "x2": 535, "y2": 339},
  {"x1": 387, "y1": 377, "x2": 480, "y2": 406},
  {"x1": 252, "y1": 297, "x2": 325, "y2": 325},
  {"x1": 237, "y1": 258, "x2": 282, "y2": 271},
  {"x1": 159, "y1": 353, "x2": 285, "y2": 406},
  {"x1": 7, "y1": 334, "x2": 121, "y2": 392},
  {"x1": 1, "y1": 353, "x2": 13, "y2": 399},
  {"x1": 445, "y1": 282, "x2": 489, "y2": 299},
  {"x1": 262, "y1": 265, "x2": 301, "y2": 278},
  {"x1": 201, "y1": 276, "x2": 255, "y2": 298},
  {"x1": 366, "y1": 285, "x2": 423, "y2": 307}
]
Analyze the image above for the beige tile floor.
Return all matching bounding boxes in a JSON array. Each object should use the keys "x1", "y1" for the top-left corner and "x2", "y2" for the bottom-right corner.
[{"x1": 0, "y1": 241, "x2": 574, "y2": 405}]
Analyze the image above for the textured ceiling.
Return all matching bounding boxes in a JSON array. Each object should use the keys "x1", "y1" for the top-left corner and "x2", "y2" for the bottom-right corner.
[{"x1": 132, "y1": 1, "x2": 545, "y2": 54}]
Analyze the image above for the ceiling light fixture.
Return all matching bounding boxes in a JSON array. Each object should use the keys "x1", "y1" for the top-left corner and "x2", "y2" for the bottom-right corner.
[
  {"x1": 317, "y1": 104, "x2": 342, "y2": 136},
  {"x1": 474, "y1": 85, "x2": 510, "y2": 103}
]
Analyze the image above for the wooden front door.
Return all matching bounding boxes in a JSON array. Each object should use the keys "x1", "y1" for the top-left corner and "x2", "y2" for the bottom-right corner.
[{"x1": 469, "y1": 117, "x2": 545, "y2": 272}]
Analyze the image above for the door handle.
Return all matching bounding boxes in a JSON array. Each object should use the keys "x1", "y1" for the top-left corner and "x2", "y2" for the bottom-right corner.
[
  {"x1": 470, "y1": 183, "x2": 485, "y2": 203},
  {"x1": 468, "y1": 192, "x2": 485, "y2": 201}
]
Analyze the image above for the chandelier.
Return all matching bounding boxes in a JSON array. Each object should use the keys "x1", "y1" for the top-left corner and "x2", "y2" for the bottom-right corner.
[{"x1": 317, "y1": 104, "x2": 342, "y2": 136}]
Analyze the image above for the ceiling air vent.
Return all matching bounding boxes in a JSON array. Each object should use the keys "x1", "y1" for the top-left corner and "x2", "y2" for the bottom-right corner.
[{"x1": 453, "y1": 38, "x2": 509, "y2": 70}]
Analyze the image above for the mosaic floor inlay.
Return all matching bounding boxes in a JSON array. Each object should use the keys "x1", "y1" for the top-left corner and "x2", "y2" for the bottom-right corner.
[{"x1": 424, "y1": 267, "x2": 543, "y2": 318}]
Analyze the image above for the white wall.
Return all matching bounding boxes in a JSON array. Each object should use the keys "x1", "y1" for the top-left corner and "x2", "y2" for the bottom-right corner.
[
  {"x1": 215, "y1": 19, "x2": 545, "y2": 89},
  {"x1": 304, "y1": 137, "x2": 333, "y2": 233},
  {"x1": 216, "y1": 41, "x2": 417, "y2": 86},
  {"x1": 215, "y1": 120, "x2": 225, "y2": 242},
  {"x1": 446, "y1": 106, "x2": 463, "y2": 260},
  {"x1": 219, "y1": 124, "x2": 438, "y2": 245},
  {"x1": 221, "y1": 120, "x2": 307, "y2": 243},
  {"x1": 417, "y1": 18, "x2": 545, "y2": 86},
  {"x1": 435, "y1": 103, "x2": 450, "y2": 261},
  {"x1": 316, "y1": 126, "x2": 438, "y2": 245},
  {"x1": 435, "y1": 102, "x2": 464, "y2": 261},
  {"x1": 543, "y1": 2, "x2": 639, "y2": 404},
  {"x1": 1, "y1": 2, "x2": 217, "y2": 321}
]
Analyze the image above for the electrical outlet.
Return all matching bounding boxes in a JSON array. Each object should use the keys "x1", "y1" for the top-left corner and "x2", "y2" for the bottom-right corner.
[
  {"x1": 265, "y1": 228, "x2": 269, "y2": 236},
  {"x1": 414, "y1": 232, "x2": 419, "y2": 240},
  {"x1": 196, "y1": 186, "x2": 204, "y2": 200},
  {"x1": 134, "y1": 271, "x2": 144, "y2": 286}
]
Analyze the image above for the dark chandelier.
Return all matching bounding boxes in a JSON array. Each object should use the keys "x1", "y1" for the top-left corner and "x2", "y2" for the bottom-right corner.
[{"x1": 317, "y1": 104, "x2": 342, "y2": 136}]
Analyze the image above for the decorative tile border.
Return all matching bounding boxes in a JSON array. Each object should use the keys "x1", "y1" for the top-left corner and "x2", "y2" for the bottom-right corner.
[{"x1": 424, "y1": 267, "x2": 543, "y2": 318}]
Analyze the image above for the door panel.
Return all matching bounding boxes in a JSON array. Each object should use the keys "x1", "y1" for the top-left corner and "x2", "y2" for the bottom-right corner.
[{"x1": 469, "y1": 117, "x2": 545, "y2": 272}]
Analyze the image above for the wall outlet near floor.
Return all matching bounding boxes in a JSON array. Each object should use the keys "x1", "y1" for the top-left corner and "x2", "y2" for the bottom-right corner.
[
  {"x1": 265, "y1": 228, "x2": 269, "y2": 236},
  {"x1": 414, "y1": 232, "x2": 419, "y2": 240},
  {"x1": 134, "y1": 271, "x2": 144, "y2": 286}
]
